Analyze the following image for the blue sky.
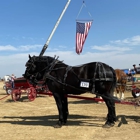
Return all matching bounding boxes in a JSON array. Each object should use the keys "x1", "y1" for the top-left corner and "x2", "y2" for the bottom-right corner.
[{"x1": 0, "y1": 0, "x2": 140, "y2": 78}]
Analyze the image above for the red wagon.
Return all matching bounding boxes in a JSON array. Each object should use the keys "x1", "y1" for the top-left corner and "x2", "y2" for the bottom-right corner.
[{"x1": 11, "y1": 77, "x2": 51, "y2": 101}]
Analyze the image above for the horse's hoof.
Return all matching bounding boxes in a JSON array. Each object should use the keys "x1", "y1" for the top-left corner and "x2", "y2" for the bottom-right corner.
[
  {"x1": 102, "y1": 122, "x2": 115, "y2": 128},
  {"x1": 53, "y1": 120, "x2": 66, "y2": 128},
  {"x1": 102, "y1": 124, "x2": 111, "y2": 128},
  {"x1": 110, "y1": 123, "x2": 115, "y2": 127},
  {"x1": 53, "y1": 124, "x2": 62, "y2": 128}
]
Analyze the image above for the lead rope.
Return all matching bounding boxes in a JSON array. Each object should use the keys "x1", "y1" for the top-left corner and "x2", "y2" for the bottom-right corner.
[{"x1": 0, "y1": 94, "x2": 10, "y2": 100}]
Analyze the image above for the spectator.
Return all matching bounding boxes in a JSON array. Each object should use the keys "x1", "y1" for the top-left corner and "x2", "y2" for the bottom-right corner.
[
  {"x1": 11, "y1": 74, "x2": 16, "y2": 88},
  {"x1": 127, "y1": 69, "x2": 132, "y2": 82},
  {"x1": 128, "y1": 69, "x2": 131, "y2": 75}
]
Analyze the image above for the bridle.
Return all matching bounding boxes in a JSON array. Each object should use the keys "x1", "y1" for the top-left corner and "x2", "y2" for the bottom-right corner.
[{"x1": 25, "y1": 55, "x2": 60, "y2": 84}]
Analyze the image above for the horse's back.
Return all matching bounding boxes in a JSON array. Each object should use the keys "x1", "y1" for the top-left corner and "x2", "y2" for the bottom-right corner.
[{"x1": 73, "y1": 62, "x2": 115, "y2": 79}]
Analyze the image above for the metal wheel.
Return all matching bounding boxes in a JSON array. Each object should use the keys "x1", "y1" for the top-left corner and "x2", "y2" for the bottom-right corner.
[
  {"x1": 27, "y1": 87, "x2": 37, "y2": 101},
  {"x1": 3, "y1": 85, "x2": 6, "y2": 90},
  {"x1": 6, "y1": 88, "x2": 12, "y2": 94}
]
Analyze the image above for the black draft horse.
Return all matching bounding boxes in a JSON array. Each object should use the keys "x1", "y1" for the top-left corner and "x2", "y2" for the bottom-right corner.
[{"x1": 24, "y1": 55, "x2": 119, "y2": 128}]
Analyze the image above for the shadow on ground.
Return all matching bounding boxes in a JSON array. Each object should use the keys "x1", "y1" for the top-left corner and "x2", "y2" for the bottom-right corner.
[
  {"x1": 0, "y1": 114, "x2": 106, "y2": 127},
  {"x1": 117, "y1": 115, "x2": 140, "y2": 127}
]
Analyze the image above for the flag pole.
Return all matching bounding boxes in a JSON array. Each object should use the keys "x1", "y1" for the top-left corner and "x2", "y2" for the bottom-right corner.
[{"x1": 39, "y1": 0, "x2": 71, "y2": 56}]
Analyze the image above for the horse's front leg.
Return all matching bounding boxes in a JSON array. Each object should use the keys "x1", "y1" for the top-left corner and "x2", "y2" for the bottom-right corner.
[
  {"x1": 102, "y1": 95, "x2": 117, "y2": 128},
  {"x1": 62, "y1": 95, "x2": 69, "y2": 122},
  {"x1": 53, "y1": 92, "x2": 68, "y2": 128}
]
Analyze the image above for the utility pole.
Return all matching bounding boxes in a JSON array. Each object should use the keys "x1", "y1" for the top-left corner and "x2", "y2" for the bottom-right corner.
[{"x1": 39, "y1": 0, "x2": 71, "y2": 56}]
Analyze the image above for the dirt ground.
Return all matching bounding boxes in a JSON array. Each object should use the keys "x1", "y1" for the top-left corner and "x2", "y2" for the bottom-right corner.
[{"x1": 0, "y1": 81, "x2": 140, "y2": 140}]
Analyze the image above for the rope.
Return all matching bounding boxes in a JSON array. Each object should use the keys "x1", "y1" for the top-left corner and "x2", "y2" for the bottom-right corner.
[
  {"x1": 76, "y1": 1, "x2": 85, "y2": 19},
  {"x1": 76, "y1": 1, "x2": 93, "y2": 21},
  {"x1": 0, "y1": 94, "x2": 10, "y2": 100}
]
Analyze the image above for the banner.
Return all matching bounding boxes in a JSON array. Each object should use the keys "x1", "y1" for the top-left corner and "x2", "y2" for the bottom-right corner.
[{"x1": 76, "y1": 21, "x2": 92, "y2": 54}]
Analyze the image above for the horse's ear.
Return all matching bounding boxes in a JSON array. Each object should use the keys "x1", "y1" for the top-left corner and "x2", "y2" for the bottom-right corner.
[{"x1": 29, "y1": 54, "x2": 31, "y2": 59}]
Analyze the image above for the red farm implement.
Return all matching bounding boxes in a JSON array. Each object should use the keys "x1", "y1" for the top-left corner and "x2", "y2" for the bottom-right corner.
[
  {"x1": 10, "y1": 77, "x2": 51, "y2": 101},
  {"x1": 3, "y1": 81, "x2": 12, "y2": 94}
]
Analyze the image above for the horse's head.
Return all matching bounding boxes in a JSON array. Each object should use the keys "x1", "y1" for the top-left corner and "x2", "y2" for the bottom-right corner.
[
  {"x1": 24, "y1": 55, "x2": 45, "y2": 84},
  {"x1": 23, "y1": 54, "x2": 57, "y2": 84}
]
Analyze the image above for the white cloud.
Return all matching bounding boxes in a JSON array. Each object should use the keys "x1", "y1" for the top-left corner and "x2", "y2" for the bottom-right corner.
[
  {"x1": 19, "y1": 45, "x2": 42, "y2": 51},
  {"x1": 0, "y1": 45, "x2": 17, "y2": 51},
  {"x1": 110, "y1": 35, "x2": 140, "y2": 46},
  {"x1": 0, "y1": 44, "x2": 42, "y2": 52},
  {"x1": 0, "y1": 35, "x2": 140, "y2": 78},
  {"x1": 42, "y1": 51, "x2": 140, "y2": 71},
  {"x1": 0, "y1": 50, "x2": 139, "y2": 78},
  {"x1": 91, "y1": 45, "x2": 131, "y2": 51},
  {"x1": 0, "y1": 52, "x2": 39, "y2": 78}
]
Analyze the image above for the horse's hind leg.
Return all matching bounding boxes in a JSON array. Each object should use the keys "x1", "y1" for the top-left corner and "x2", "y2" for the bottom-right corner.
[{"x1": 102, "y1": 95, "x2": 117, "y2": 128}]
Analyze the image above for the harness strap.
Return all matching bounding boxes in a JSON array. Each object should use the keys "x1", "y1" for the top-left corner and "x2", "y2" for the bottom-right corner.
[
  {"x1": 91, "y1": 62, "x2": 98, "y2": 93},
  {"x1": 45, "y1": 72, "x2": 89, "y2": 93},
  {"x1": 95, "y1": 78, "x2": 114, "y2": 81},
  {"x1": 98, "y1": 63, "x2": 101, "y2": 81},
  {"x1": 63, "y1": 66, "x2": 72, "y2": 91},
  {"x1": 100, "y1": 63, "x2": 107, "y2": 80},
  {"x1": 63, "y1": 66, "x2": 72, "y2": 83},
  {"x1": 42, "y1": 57, "x2": 60, "y2": 81},
  {"x1": 48, "y1": 56, "x2": 59, "y2": 71}
]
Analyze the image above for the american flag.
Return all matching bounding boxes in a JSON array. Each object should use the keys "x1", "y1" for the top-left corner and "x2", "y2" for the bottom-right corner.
[{"x1": 76, "y1": 21, "x2": 92, "y2": 54}]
